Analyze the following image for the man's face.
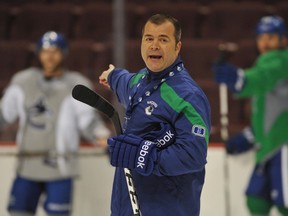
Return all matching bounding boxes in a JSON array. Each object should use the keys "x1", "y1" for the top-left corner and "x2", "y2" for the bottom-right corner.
[
  {"x1": 256, "y1": 33, "x2": 286, "y2": 54},
  {"x1": 141, "y1": 21, "x2": 181, "y2": 72},
  {"x1": 39, "y1": 47, "x2": 64, "y2": 77}
]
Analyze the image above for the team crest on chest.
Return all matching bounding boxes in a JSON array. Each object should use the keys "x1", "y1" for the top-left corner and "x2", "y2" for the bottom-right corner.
[
  {"x1": 27, "y1": 97, "x2": 53, "y2": 130},
  {"x1": 145, "y1": 101, "x2": 158, "y2": 116}
]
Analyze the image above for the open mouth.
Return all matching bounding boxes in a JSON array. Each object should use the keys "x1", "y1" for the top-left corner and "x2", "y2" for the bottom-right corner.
[{"x1": 149, "y1": 55, "x2": 162, "y2": 60}]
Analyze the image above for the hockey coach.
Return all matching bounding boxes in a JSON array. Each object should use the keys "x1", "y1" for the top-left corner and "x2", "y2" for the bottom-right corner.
[{"x1": 99, "y1": 14, "x2": 211, "y2": 216}]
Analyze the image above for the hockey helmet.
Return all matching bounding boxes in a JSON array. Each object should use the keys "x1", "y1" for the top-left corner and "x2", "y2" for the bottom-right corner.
[
  {"x1": 36, "y1": 31, "x2": 68, "y2": 55},
  {"x1": 256, "y1": 16, "x2": 287, "y2": 37}
]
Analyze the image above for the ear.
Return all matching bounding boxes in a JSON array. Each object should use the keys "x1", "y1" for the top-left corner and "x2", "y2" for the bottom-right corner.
[{"x1": 176, "y1": 41, "x2": 182, "y2": 53}]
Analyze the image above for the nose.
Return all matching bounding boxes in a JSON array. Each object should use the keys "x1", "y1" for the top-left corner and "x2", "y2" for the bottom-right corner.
[{"x1": 150, "y1": 40, "x2": 160, "y2": 50}]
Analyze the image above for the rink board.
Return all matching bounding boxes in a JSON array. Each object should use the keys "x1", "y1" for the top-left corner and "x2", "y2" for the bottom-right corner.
[{"x1": 0, "y1": 143, "x2": 279, "y2": 216}]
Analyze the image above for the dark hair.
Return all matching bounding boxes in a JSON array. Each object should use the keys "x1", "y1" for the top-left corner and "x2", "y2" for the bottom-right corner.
[{"x1": 143, "y1": 14, "x2": 182, "y2": 44}]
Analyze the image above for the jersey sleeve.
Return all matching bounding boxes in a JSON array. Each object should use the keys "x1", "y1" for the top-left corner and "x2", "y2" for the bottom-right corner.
[
  {"x1": 107, "y1": 68, "x2": 136, "y2": 108},
  {"x1": 153, "y1": 83, "x2": 211, "y2": 176},
  {"x1": 0, "y1": 85, "x2": 24, "y2": 126},
  {"x1": 237, "y1": 50, "x2": 288, "y2": 97},
  {"x1": 0, "y1": 69, "x2": 35, "y2": 126}
]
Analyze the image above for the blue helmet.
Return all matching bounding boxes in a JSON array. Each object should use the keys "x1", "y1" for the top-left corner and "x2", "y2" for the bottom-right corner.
[
  {"x1": 256, "y1": 16, "x2": 287, "y2": 37},
  {"x1": 36, "y1": 31, "x2": 68, "y2": 54}
]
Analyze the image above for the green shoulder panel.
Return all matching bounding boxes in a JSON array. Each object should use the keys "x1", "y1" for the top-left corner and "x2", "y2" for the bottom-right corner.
[
  {"x1": 160, "y1": 83, "x2": 209, "y2": 144},
  {"x1": 129, "y1": 71, "x2": 146, "y2": 88}
]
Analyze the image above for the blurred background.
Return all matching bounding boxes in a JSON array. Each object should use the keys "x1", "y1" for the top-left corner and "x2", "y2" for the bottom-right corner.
[
  {"x1": 1, "y1": 0, "x2": 288, "y2": 141},
  {"x1": 0, "y1": 0, "x2": 287, "y2": 215}
]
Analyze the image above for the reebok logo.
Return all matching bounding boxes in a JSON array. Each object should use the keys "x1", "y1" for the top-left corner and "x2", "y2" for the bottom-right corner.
[
  {"x1": 137, "y1": 141, "x2": 153, "y2": 169},
  {"x1": 156, "y1": 130, "x2": 174, "y2": 148}
]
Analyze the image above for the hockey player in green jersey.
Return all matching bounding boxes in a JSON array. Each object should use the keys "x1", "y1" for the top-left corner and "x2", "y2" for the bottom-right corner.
[{"x1": 213, "y1": 16, "x2": 288, "y2": 216}]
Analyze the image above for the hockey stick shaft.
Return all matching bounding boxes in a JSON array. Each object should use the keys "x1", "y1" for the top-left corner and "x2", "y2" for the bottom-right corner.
[
  {"x1": 217, "y1": 42, "x2": 238, "y2": 137},
  {"x1": 72, "y1": 84, "x2": 142, "y2": 216},
  {"x1": 217, "y1": 43, "x2": 237, "y2": 216},
  {"x1": 219, "y1": 84, "x2": 229, "y2": 141},
  {"x1": 217, "y1": 44, "x2": 232, "y2": 141},
  {"x1": 219, "y1": 83, "x2": 230, "y2": 216},
  {"x1": 0, "y1": 151, "x2": 107, "y2": 157}
]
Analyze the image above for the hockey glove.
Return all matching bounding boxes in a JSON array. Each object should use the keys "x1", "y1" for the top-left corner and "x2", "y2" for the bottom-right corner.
[
  {"x1": 108, "y1": 134, "x2": 157, "y2": 176},
  {"x1": 225, "y1": 127, "x2": 255, "y2": 154},
  {"x1": 212, "y1": 62, "x2": 245, "y2": 93},
  {"x1": 143, "y1": 122, "x2": 176, "y2": 150}
]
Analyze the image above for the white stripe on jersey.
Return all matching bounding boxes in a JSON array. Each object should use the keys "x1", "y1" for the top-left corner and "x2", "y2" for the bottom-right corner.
[{"x1": 281, "y1": 145, "x2": 288, "y2": 207}]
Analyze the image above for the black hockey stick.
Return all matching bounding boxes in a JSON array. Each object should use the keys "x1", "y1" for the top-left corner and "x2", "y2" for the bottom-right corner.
[{"x1": 72, "y1": 84, "x2": 142, "y2": 216}]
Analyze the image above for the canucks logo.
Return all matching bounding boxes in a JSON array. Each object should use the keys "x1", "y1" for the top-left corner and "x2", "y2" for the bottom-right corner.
[
  {"x1": 192, "y1": 125, "x2": 206, "y2": 137},
  {"x1": 27, "y1": 98, "x2": 52, "y2": 130},
  {"x1": 145, "y1": 101, "x2": 158, "y2": 116}
]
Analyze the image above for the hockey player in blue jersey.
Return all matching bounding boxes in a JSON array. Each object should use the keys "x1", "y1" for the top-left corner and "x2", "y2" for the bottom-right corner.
[{"x1": 99, "y1": 14, "x2": 211, "y2": 216}]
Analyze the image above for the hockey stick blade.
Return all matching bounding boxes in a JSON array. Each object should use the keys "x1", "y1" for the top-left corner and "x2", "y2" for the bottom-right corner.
[
  {"x1": 72, "y1": 84, "x2": 122, "y2": 135},
  {"x1": 72, "y1": 84, "x2": 115, "y2": 118}
]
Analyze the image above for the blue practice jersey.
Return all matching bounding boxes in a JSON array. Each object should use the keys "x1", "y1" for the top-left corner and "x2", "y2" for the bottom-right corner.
[{"x1": 108, "y1": 57, "x2": 211, "y2": 216}]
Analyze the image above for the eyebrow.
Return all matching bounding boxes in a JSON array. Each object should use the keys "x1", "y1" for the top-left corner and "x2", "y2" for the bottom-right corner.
[{"x1": 143, "y1": 34, "x2": 170, "y2": 39}]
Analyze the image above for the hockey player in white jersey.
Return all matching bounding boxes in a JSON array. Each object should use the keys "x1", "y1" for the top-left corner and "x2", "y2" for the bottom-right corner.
[{"x1": 0, "y1": 31, "x2": 110, "y2": 216}]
